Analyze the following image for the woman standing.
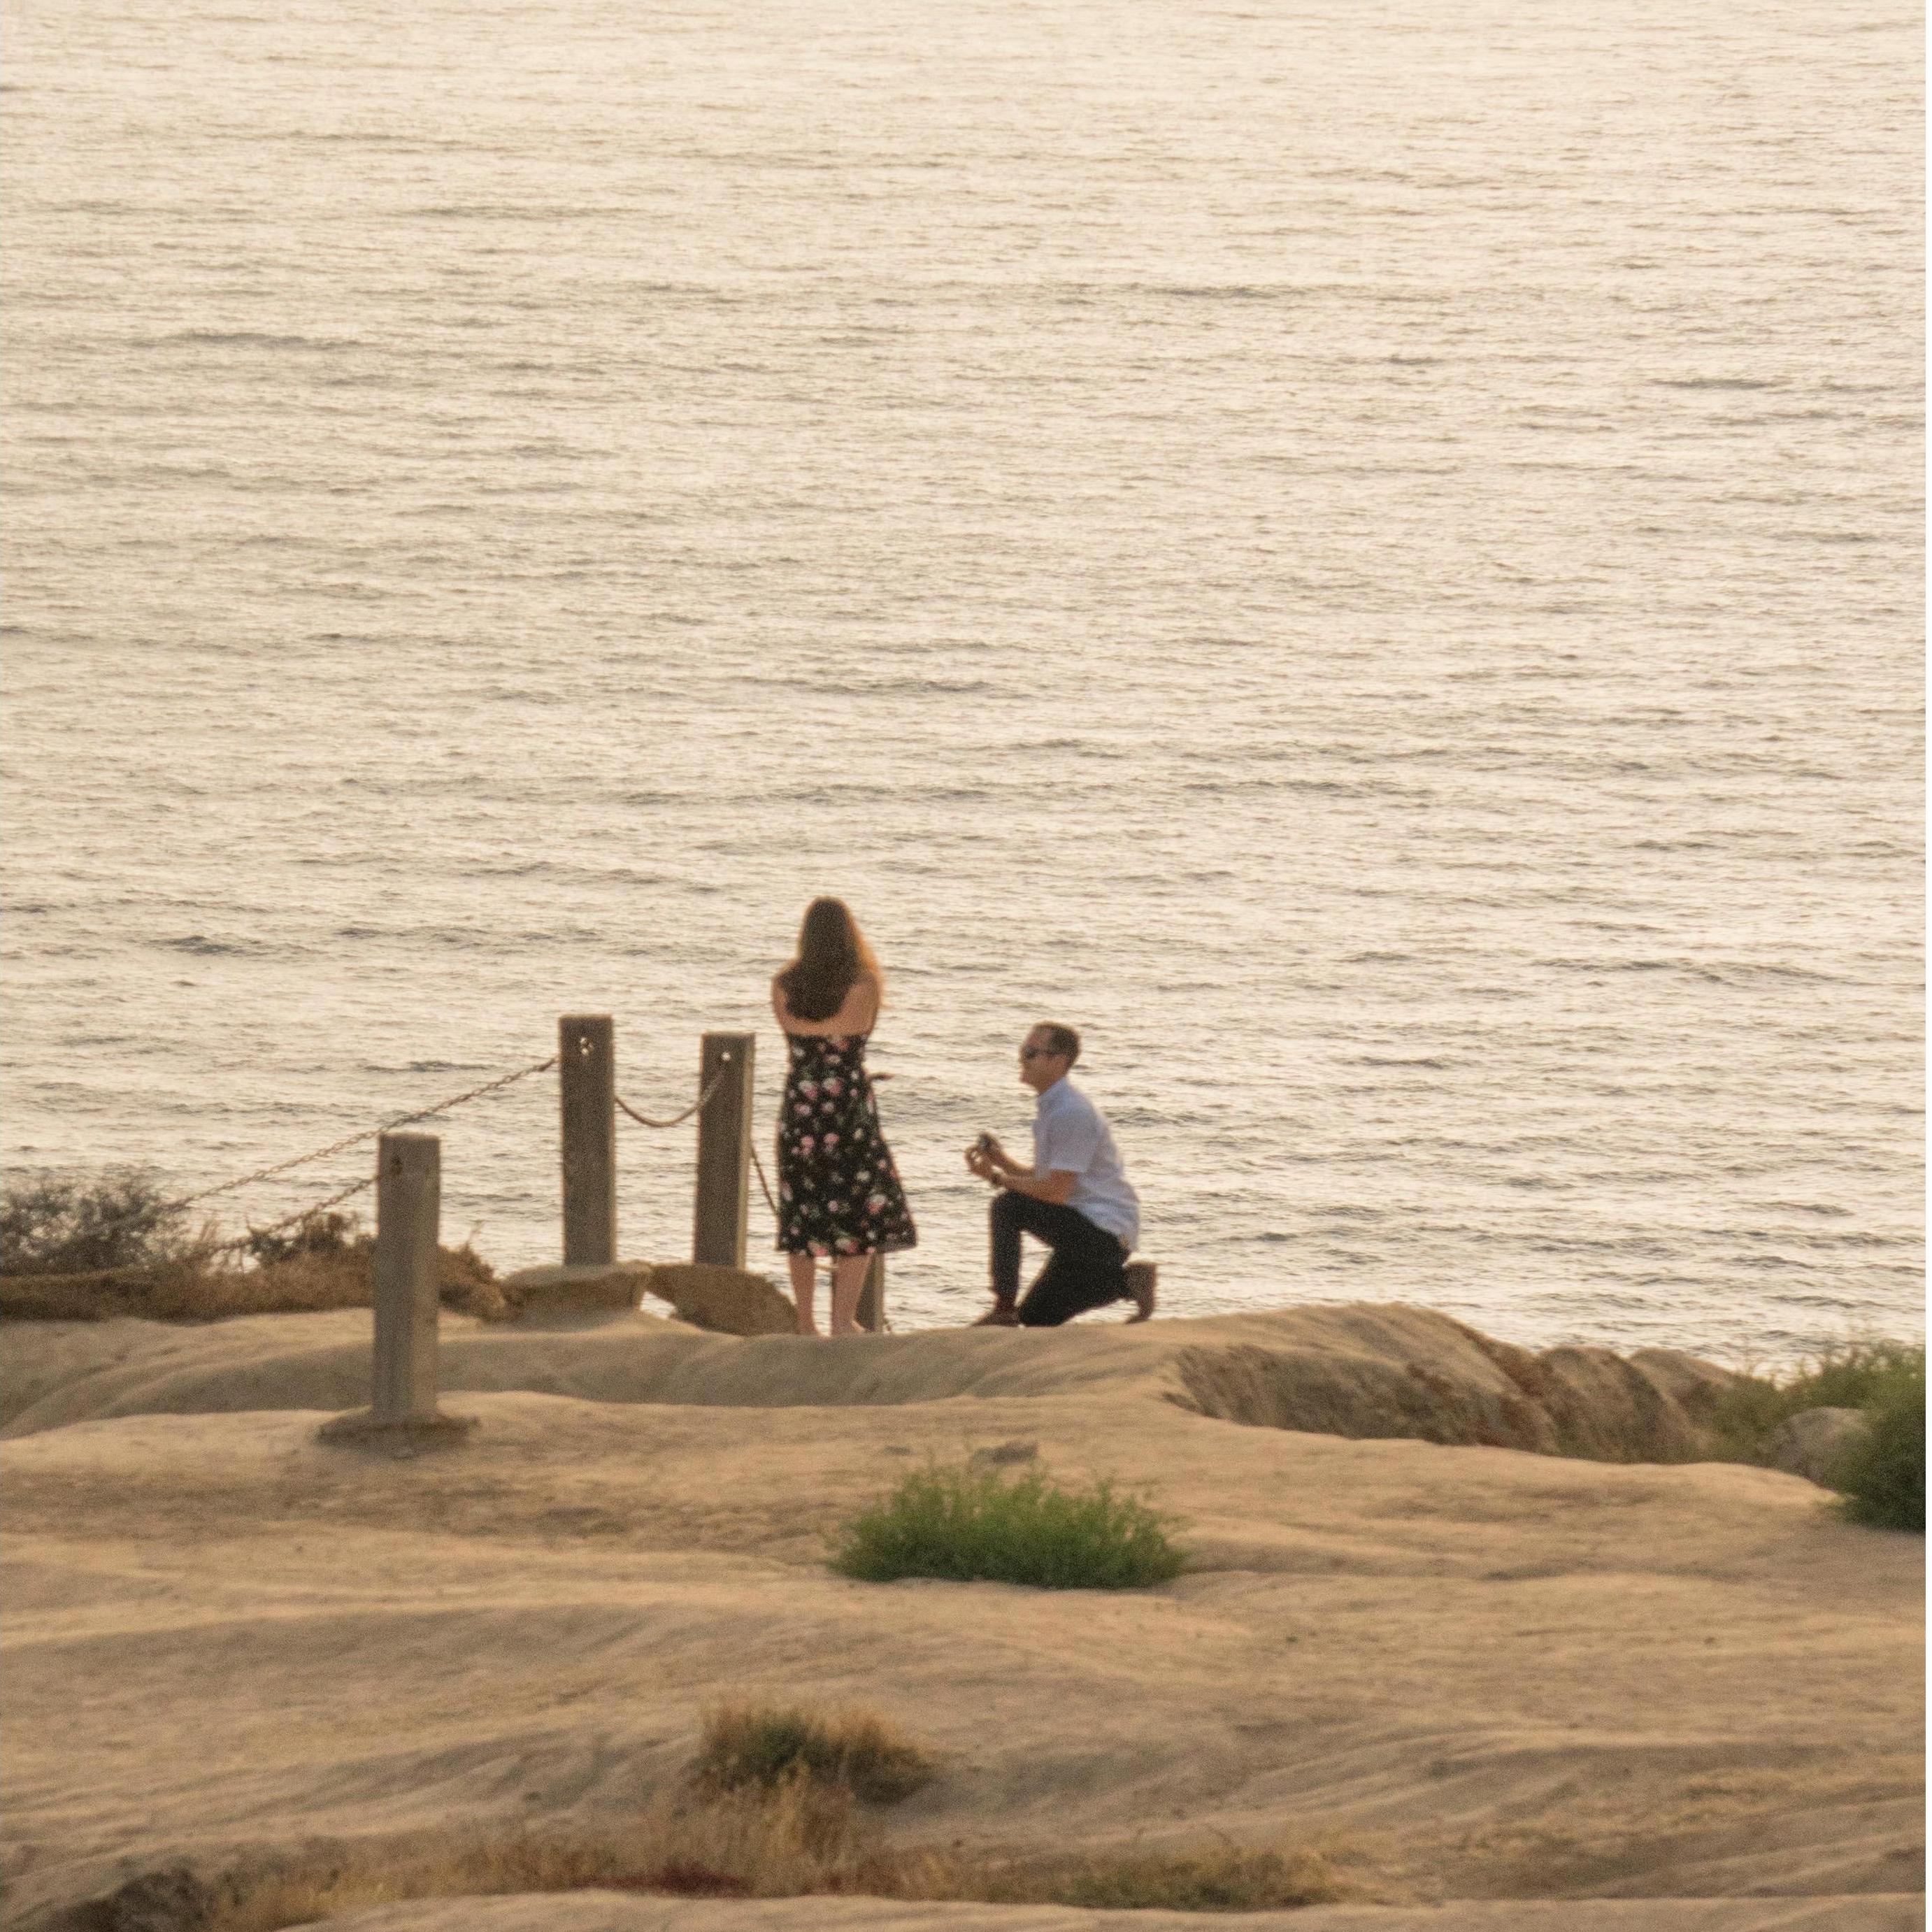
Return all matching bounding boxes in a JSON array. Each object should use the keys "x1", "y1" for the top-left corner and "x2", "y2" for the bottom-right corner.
[{"x1": 771, "y1": 898, "x2": 917, "y2": 1336}]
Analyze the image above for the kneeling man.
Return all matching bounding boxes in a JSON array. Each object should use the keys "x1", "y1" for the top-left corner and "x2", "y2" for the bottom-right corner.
[{"x1": 966, "y1": 1023, "x2": 1150, "y2": 1326}]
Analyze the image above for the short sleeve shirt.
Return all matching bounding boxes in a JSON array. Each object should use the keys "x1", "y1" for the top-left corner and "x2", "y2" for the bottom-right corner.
[{"x1": 1033, "y1": 1078, "x2": 1140, "y2": 1250}]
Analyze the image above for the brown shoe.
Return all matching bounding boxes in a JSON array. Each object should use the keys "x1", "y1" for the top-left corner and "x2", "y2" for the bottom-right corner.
[
  {"x1": 973, "y1": 1302, "x2": 1019, "y2": 1327},
  {"x1": 1123, "y1": 1261, "x2": 1157, "y2": 1323}
]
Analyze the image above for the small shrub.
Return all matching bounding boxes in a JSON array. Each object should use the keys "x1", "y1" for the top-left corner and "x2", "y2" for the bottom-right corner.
[
  {"x1": 1708, "y1": 1340, "x2": 1926, "y2": 1464},
  {"x1": 1836, "y1": 1357, "x2": 1926, "y2": 1533},
  {"x1": 692, "y1": 1704, "x2": 933, "y2": 1804},
  {"x1": 831, "y1": 1463, "x2": 1186, "y2": 1589},
  {"x1": 0, "y1": 1167, "x2": 199, "y2": 1276},
  {"x1": 243, "y1": 1209, "x2": 359, "y2": 1267}
]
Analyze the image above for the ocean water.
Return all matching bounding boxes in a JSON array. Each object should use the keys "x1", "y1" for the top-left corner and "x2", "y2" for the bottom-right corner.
[{"x1": 2, "y1": 0, "x2": 1922, "y2": 1360}]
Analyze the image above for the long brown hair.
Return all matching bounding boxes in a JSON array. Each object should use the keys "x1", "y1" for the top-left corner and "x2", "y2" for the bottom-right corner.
[{"x1": 778, "y1": 897, "x2": 881, "y2": 1022}]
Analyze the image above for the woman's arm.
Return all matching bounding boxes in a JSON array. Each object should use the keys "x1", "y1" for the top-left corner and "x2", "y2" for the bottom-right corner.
[{"x1": 838, "y1": 971, "x2": 882, "y2": 1036}]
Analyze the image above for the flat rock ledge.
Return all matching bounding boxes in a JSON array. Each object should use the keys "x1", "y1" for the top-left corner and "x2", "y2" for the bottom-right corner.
[{"x1": 498, "y1": 1261, "x2": 794, "y2": 1336}]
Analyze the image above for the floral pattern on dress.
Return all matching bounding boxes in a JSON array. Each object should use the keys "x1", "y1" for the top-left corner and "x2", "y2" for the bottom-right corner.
[{"x1": 775, "y1": 1032, "x2": 917, "y2": 1258}]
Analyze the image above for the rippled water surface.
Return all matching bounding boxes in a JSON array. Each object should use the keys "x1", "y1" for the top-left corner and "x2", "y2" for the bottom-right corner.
[{"x1": 3, "y1": 0, "x2": 1923, "y2": 1357}]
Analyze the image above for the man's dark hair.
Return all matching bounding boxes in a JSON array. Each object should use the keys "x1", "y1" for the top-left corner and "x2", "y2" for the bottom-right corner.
[{"x1": 1036, "y1": 1022, "x2": 1081, "y2": 1066}]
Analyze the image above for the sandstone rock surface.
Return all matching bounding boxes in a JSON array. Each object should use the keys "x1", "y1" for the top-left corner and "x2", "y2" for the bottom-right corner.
[
  {"x1": 1, "y1": 1305, "x2": 1919, "y2": 1932},
  {"x1": 638, "y1": 1261, "x2": 798, "y2": 1336},
  {"x1": 499, "y1": 1263, "x2": 652, "y2": 1317}
]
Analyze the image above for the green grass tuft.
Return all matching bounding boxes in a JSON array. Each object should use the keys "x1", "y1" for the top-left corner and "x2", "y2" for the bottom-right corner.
[
  {"x1": 692, "y1": 1705, "x2": 934, "y2": 1805},
  {"x1": 831, "y1": 1462, "x2": 1187, "y2": 1589}
]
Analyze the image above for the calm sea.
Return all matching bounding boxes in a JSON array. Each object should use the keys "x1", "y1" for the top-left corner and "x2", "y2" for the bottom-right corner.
[{"x1": 3, "y1": 0, "x2": 1922, "y2": 1359}]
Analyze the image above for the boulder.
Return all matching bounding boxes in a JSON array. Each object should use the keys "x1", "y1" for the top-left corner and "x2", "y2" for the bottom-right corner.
[
  {"x1": 639, "y1": 1262, "x2": 797, "y2": 1337},
  {"x1": 497, "y1": 1264, "x2": 650, "y2": 1317},
  {"x1": 1764, "y1": 1405, "x2": 1871, "y2": 1488}
]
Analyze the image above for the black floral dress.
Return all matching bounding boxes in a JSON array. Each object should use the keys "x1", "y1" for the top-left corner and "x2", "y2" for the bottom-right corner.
[{"x1": 775, "y1": 1033, "x2": 917, "y2": 1259}]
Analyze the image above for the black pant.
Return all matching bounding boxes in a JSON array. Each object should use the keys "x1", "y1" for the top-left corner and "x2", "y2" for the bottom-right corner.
[{"x1": 992, "y1": 1189, "x2": 1129, "y2": 1327}]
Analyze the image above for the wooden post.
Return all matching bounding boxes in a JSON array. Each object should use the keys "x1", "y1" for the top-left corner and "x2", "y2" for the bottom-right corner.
[
  {"x1": 319, "y1": 1131, "x2": 473, "y2": 1447},
  {"x1": 371, "y1": 1132, "x2": 441, "y2": 1422},
  {"x1": 856, "y1": 1253, "x2": 887, "y2": 1333},
  {"x1": 559, "y1": 1015, "x2": 616, "y2": 1266},
  {"x1": 693, "y1": 1031, "x2": 755, "y2": 1268}
]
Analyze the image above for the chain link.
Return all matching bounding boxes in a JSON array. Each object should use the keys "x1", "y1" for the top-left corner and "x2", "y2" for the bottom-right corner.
[
  {"x1": 213, "y1": 1173, "x2": 378, "y2": 1254},
  {"x1": 31, "y1": 1054, "x2": 563, "y2": 1264},
  {"x1": 748, "y1": 1140, "x2": 780, "y2": 1219},
  {"x1": 157, "y1": 1056, "x2": 559, "y2": 1219},
  {"x1": 616, "y1": 1066, "x2": 727, "y2": 1132}
]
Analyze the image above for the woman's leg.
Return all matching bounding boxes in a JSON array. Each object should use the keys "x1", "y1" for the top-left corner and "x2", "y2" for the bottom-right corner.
[
  {"x1": 788, "y1": 1252, "x2": 821, "y2": 1336},
  {"x1": 829, "y1": 1252, "x2": 871, "y2": 1336}
]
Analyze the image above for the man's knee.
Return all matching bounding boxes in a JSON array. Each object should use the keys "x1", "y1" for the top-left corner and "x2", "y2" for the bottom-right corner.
[{"x1": 991, "y1": 1189, "x2": 1026, "y2": 1232}]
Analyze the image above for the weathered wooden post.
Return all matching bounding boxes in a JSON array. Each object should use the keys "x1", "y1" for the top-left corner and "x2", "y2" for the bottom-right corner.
[
  {"x1": 693, "y1": 1031, "x2": 755, "y2": 1268},
  {"x1": 320, "y1": 1131, "x2": 473, "y2": 1445},
  {"x1": 856, "y1": 1253, "x2": 887, "y2": 1333},
  {"x1": 372, "y1": 1132, "x2": 441, "y2": 1421},
  {"x1": 559, "y1": 1015, "x2": 616, "y2": 1266}
]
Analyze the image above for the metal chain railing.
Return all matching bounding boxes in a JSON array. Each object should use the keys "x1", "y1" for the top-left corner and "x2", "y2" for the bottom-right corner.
[
  {"x1": 20, "y1": 1172, "x2": 382, "y2": 1286},
  {"x1": 211, "y1": 1173, "x2": 378, "y2": 1254},
  {"x1": 749, "y1": 1140, "x2": 780, "y2": 1219},
  {"x1": 34, "y1": 1054, "x2": 561, "y2": 1265},
  {"x1": 163, "y1": 1055, "x2": 559, "y2": 1217},
  {"x1": 616, "y1": 1067, "x2": 726, "y2": 1132}
]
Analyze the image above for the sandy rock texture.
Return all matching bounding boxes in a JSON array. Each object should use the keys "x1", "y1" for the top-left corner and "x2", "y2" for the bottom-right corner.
[{"x1": 1, "y1": 1306, "x2": 1920, "y2": 1932}]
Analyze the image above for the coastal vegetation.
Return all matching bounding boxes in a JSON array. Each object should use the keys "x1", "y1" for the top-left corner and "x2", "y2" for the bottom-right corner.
[
  {"x1": 0, "y1": 1168, "x2": 505, "y2": 1322},
  {"x1": 1833, "y1": 1352, "x2": 1926, "y2": 1532},
  {"x1": 830, "y1": 1461, "x2": 1189, "y2": 1589},
  {"x1": 179, "y1": 1775, "x2": 1340, "y2": 1929},
  {"x1": 1710, "y1": 1340, "x2": 1926, "y2": 1531},
  {"x1": 691, "y1": 1703, "x2": 935, "y2": 1804},
  {"x1": 0, "y1": 1165, "x2": 203, "y2": 1278}
]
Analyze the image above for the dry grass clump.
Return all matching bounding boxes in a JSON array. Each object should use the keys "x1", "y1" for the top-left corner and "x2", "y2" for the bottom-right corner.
[
  {"x1": 192, "y1": 1777, "x2": 1340, "y2": 1931},
  {"x1": 832, "y1": 1461, "x2": 1187, "y2": 1589},
  {"x1": 0, "y1": 1168, "x2": 512, "y2": 1324},
  {"x1": 176, "y1": 1711, "x2": 1336, "y2": 1929},
  {"x1": 920, "y1": 1842, "x2": 1341, "y2": 1910},
  {"x1": 205, "y1": 1777, "x2": 871, "y2": 1931},
  {"x1": 0, "y1": 1183, "x2": 510, "y2": 1324},
  {"x1": 692, "y1": 1703, "x2": 935, "y2": 1805}
]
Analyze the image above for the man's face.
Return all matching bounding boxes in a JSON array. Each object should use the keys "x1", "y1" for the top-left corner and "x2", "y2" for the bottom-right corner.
[{"x1": 1019, "y1": 1029, "x2": 1069, "y2": 1093}]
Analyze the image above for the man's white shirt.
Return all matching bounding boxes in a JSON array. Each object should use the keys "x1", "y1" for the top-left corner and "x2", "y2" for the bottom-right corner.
[{"x1": 1031, "y1": 1077, "x2": 1140, "y2": 1250}]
